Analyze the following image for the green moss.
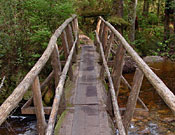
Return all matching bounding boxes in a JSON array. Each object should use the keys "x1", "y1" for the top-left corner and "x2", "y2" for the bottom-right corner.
[
  {"x1": 54, "y1": 110, "x2": 67, "y2": 135},
  {"x1": 108, "y1": 16, "x2": 129, "y2": 26}
]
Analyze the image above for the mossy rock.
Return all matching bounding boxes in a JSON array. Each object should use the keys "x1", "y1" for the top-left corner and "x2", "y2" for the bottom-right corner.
[
  {"x1": 44, "y1": 88, "x2": 54, "y2": 105},
  {"x1": 107, "y1": 16, "x2": 129, "y2": 27}
]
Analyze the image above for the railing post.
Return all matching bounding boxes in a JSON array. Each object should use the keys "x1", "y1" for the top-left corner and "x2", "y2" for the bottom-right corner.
[
  {"x1": 61, "y1": 31, "x2": 73, "y2": 81},
  {"x1": 102, "y1": 25, "x2": 108, "y2": 51},
  {"x1": 61, "y1": 30, "x2": 69, "y2": 58},
  {"x1": 66, "y1": 24, "x2": 76, "y2": 61},
  {"x1": 100, "y1": 32, "x2": 114, "y2": 79},
  {"x1": 112, "y1": 43, "x2": 126, "y2": 97},
  {"x1": 51, "y1": 44, "x2": 61, "y2": 87},
  {"x1": 123, "y1": 68, "x2": 144, "y2": 133},
  {"x1": 32, "y1": 76, "x2": 47, "y2": 135},
  {"x1": 74, "y1": 17, "x2": 79, "y2": 52},
  {"x1": 96, "y1": 19, "x2": 101, "y2": 35},
  {"x1": 99, "y1": 21, "x2": 104, "y2": 41}
]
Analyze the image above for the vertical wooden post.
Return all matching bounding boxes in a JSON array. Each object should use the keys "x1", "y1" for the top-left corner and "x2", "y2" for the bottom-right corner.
[
  {"x1": 99, "y1": 21, "x2": 104, "y2": 41},
  {"x1": 66, "y1": 24, "x2": 76, "y2": 62},
  {"x1": 100, "y1": 32, "x2": 114, "y2": 79},
  {"x1": 51, "y1": 44, "x2": 61, "y2": 87},
  {"x1": 112, "y1": 43, "x2": 126, "y2": 97},
  {"x1": 32, "y1": 76, "x2": 47, "y2": 135},
  {"x1": 61, "y1": 31, "x2": 73, "y2": 81},
  {"x1": 61, "y1": 30, "x2": 69, "y2": 58},
  {"x1": 100, "y1": 24, "x2": 108, "y2": 78},
  {"x1": 123, "y1": 68, "x2": 144, "y2": 133},
  {"x1": 96, "y1": 19, "x2": 102, "y2": 35},
  {"x1": 65, "y1": 24, "x2": 74, "y2": 49},
  {"x1": 106, "y1": 32, "x2": 114, "y2": 60},
  {"x1": 74, "y1": 18, "x2": 79, "y2": 52},
  {"x1": 102, "y1": 25, "x2": 108, "y2": 51}
]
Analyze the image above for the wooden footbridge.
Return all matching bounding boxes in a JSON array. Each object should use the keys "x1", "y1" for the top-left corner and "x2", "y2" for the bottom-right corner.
[{"x1": 0, "y1": 15, "x2": 175, "y2": 135}]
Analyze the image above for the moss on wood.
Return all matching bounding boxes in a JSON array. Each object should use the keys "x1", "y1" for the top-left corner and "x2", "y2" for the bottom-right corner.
[{"x1": 54, "y1": 110, "x2": 68, "y2": 135}]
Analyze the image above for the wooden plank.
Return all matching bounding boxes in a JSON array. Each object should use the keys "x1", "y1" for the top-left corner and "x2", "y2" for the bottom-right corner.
[
  {"x1": 32, "y1": 76, "x2": 47, "y2": 135},
  {"x1": 46, "y1": 34, "x2": 78, "y2": 135},
  {"x1": 99, "y1": 16, "x2": 175, "y2": 114},
  {"x1": 0, "y1": 15, "x2": 77, "y2": 126},
  {"x1": 123, "y1": 68, "x2": 144, "y2": 132},
  {"x1": 95, "y1": 31, "x2": 126, "y2": 135}
]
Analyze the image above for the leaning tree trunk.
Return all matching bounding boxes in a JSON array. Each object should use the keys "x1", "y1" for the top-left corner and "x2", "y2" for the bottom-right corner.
[{"x1": 128, "y1": 0, "x2": 138, "y2": 43}]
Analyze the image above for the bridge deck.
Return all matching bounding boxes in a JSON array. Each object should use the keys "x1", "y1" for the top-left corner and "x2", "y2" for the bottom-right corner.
[{"x1": 58, "y1": 44, "x2": 113, "y2": 135}]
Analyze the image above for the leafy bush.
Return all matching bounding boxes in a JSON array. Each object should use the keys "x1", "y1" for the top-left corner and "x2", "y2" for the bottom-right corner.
[{"x1": 0, "y1": 0, "x2": 74, "y2": 102}]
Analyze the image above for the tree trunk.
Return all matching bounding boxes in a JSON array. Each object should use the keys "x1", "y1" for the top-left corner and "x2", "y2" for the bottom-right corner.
[
  {"x1": 143, "y1": 0, "x2": 149, "y2": 17},
  {"x1": 128, "y1": 0, "x2": 138, "y2": 43},
  {"x1": 157, "y1": 0, "x2": 160, "y2": 23},
  {"x1": 112, "y1": 0, "x2": 124, "y2": 33},
  {"x1": 112, "y1": 0, "x2": 123, "y2": 18},
  {"x1": 164, "y1": 0, "x2": 171, "y2": 40}
]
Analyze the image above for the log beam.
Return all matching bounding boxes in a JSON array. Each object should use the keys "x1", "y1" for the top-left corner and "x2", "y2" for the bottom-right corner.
[{"x1": 32, "y1": 76, "x2": 47, "y2": 135}]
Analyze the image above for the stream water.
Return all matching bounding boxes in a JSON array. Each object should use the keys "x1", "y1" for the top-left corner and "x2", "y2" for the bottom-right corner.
[
  {"x1": 0, "y1": 60, "x2": 175, "y2": 135},
  {"x1": 120, "y1": 60, "x2": 175, "y2": 135}
]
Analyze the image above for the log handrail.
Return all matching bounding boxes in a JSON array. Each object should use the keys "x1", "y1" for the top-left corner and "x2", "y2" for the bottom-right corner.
[
  {"x1": 95, "y1": 31, "x2": 126, "y2": 135},
  {"x1": 99, "y1": 16, "x2": 175, "y2": 114},
  {"x1": 0, "y1": 14, "x2": 77, "y2": 126}
]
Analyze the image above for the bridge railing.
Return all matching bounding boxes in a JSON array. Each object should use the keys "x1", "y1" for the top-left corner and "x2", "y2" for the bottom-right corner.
[
  {"x1": 0, "y1": 14, "x2": 79, "y2": 135},
  {"x1": 96, "y1": 17, "x2": 175, "y2": 134}
]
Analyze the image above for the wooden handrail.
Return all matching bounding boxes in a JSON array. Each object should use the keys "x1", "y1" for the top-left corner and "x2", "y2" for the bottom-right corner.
[
  {"x1": 95, "y1": 31, "x2": 126, "y2": 135},
  {"x1": 0, "y1": 15, "x2": 77, "y2": 126},
  {"x1": 99, "y1": 16, "x2": 175, "y2": 114},
  {"x1": 46, "y1": 35, "x2": 78, "y2": 135}
]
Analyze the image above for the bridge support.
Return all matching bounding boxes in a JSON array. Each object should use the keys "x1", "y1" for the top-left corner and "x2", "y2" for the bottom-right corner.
[
  {"x1": 112, "y1": 43, "x2": 126, "y2": 97},
  {"x1": 61, "y1": 31, "x2": 74, "y2": 81},
  {"x1": 123, "y1": 68, "x2": 144, "y2": 133},
  {"x1": 32, "y1": 76, "x2": 47, "y2": 135}
]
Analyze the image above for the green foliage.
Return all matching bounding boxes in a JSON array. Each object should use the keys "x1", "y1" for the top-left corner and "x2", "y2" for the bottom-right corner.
[
  {"x1": 108, "y1": 16, "x2": 129, "y2": 26},
  {"x1": 0, "y1": 0, "x2": 74, "y2": 102}
]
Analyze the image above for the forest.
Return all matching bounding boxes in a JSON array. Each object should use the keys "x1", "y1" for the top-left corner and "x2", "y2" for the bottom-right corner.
[{"x1": 0, "y1": 0, "x2": 175, "y2": 103}]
